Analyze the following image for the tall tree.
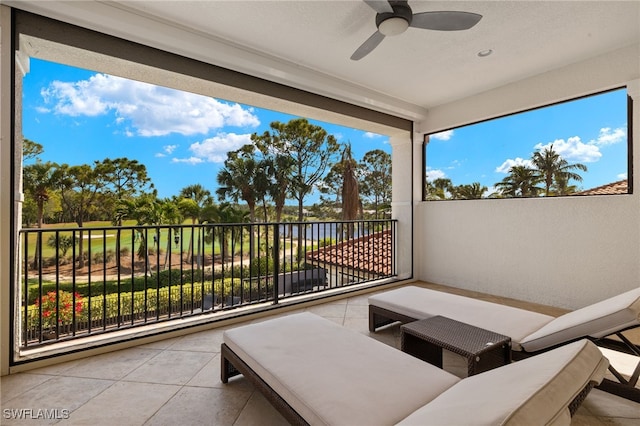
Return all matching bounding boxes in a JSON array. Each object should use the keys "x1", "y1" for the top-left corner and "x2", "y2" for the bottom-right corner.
[
  {"x1": 99, "y1": 157, "x2": 153, "y2": 224},
  {"x1": 55, "y1": 163, "x2": 107, "y2": 268},
  {"x1": 23, "y1": 160, "x2": 60, "y2": 267},
  {"x1": 216, "y1": 144, "x2": 263, "y2": 223},
  {"x1": 113, "y1": 192, "x2": 163, "y2": 272},
  {"x1": 201, "y1": 203, "x2": 249, "y2": 262},
  {"x1": 158, "y1": 198, "x2": 184, "y2": 269},
  {"x1": 552, "y1": 174, "x2": 580, "y2": 196},
  {"x1": 426, "y1": 178, "x2": 453, "y2": 200},
  {"x1": 263, "y1": 153, "x2": 295, "y2": 222},
  {"x1": 495, "y1": 165, "x2": 542, "y2": 197},
  {"x1": 531, "y1": 145, "x2": 587, "y2": 196},
  {"x1": 180, "y1": 184, "x2": 212, "y2": 208},
  {"x1": 341, "y1": 144, "x2": 361, "y2": 239},
  {"x1": 23, "y1": 138, "x2": 44, "y2": 161},
  {"x1": 178, "y1": 184, "x2": 212, "y2": 265},
  {"x1": 252, "y1": 118, "x2": 340, "y2": 222},
  {"x1": 359, "y1": 149, "x2": 391, "y2": 218},
  {"x1": 319, "y1": 161, "x2": 345, "y2": 207},
  {"x1": 23, "y1": 161, "x2": 59, "y2": 228},
  {"x1": 452, "y1": 182, "x2": 487, "y2": 199}
]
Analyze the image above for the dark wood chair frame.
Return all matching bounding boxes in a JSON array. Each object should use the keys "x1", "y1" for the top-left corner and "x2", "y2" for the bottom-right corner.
[
  {"x1": 221, "y1": 337, "x2": 600, "y2": 423},
  {"x1": 221, "y1": 343, "x2": 309, "y2": 426},
  {"x1": 369, "y1": 304, "x2": 640, "y2": 403}
]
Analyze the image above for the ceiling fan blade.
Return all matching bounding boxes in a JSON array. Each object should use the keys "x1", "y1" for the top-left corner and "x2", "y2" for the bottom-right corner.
[
  {"x1": 351, "y1": 31, "x2": 385, "y2": 61},
  {"x1": 410, "y1": 11, "x2": 482, "y2": 31},
  {"x1": 363, "y1": 0, "x2": 394, "y2": 14}
]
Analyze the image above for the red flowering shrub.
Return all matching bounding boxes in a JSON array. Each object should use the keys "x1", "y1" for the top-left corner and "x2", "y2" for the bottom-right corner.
[{"x1": 35, "y1": 290, "x2": 83, "y2": 329}]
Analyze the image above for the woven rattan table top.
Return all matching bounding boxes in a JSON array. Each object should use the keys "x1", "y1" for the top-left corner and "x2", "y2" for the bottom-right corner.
[{"x1": 401, "y1": 315, "x2": 511, "y2": 358}]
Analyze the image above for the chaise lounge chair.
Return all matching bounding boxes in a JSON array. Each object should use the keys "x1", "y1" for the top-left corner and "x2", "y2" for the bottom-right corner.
[
  {"x1": 221, "y1": 312, "x2": 608, "y2": 425},
  {"x1": 368, "y1": 285, "x2": 640, "y2": 401}
]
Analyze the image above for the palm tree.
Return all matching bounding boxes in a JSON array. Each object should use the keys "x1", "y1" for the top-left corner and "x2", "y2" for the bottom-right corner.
[
  {"x1": 23, "y1": 161, "x2": 60, "y2": 266},
  {"x1": 453, "y1": 182, "x2": 487, "y2": 199},
  {"x1": 202, "y1": 203, "x2": 249, "y2": 262},
  {"x1": 532, "y1": 145, "x2": 587, "y2": 196},
  {"x1": 217, "y1": 145, "x2": 267, "y2": 259},
  {"x1": 23, "y1": 161, "x2": 59, "y2": 236},
  {"x1": 217, "y1": 146, "x2": 258, "y2": 221},
  {"x1": 114, "y1": 194, "x2": 163, "y2": 273},
  {"x1": 265, "y1": 154, "x2": 295, "y2": 223},
  {"x1": 178, "y1": 184, "x2": 212, "y2": 264},
  {"x1": 158, "y1": 198, "x2": 183, "y2": 269},
  {"x1": 427, "y1": 178, "x2": 453, "y2": 200},
  {"x1": 495, "y1": 165, "x2": 543, "y2": 197},
  {"x1": 552, "y1": 174, "x2": 580, "y2": 196}
]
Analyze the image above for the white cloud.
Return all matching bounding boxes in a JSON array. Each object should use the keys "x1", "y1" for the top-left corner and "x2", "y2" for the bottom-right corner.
[
  {"x1": 188, "y1": 133, "x2": 252, "y2": 163},
  {"x1": 364, "y1": 132, "x2": 381, "y2": 138},
  {"x1": 592, "y1": 127, "x2": 626, "y2": 146},
  {"x1": 431, "y1": 130, "x2": 454, "y2": 141},
  {"x1": 495, "y1": 157, "x2": 533, "y2": 173},
  {"x1": 534, "y1": 137, "x2": 601, "y2": 163},
  {"x1": 171, "y1": 157, "x2": 204, "y2": 165},
  {"x1": 425, "y1": 168, "x2": 446, "y2": 181},
  {"x1": 617, "y1": 172, "x2": 628, "y2": 180},
  {"x1": 40, "y1": 74, "x2": 260, "y2": 136},
  {"x1": 485, "y1": 185, "x2": 498, "y2": 196},
  {"x1": 155, "y1": 145, "x2": 179, "y2": 158},
  {"x1": 447, "y1": 159, "x2": 462, "y2": 170},
  {"x1": 163, "y1": 144, "x2": 178, "y2": 154}
]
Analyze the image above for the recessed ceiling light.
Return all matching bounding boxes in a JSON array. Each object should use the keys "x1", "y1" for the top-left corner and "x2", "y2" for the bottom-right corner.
[{"x1": 477, "y1": 49, "x2": 493, "y2": 57}]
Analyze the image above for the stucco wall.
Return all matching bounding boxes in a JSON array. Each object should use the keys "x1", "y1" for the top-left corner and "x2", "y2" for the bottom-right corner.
[{"x1": 414, "y1": 45, "x2": 640, "y2": 310}]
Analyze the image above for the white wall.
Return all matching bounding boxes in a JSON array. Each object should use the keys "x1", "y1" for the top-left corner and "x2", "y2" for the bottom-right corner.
[
  {"x1": 414, "y1": 45, "x2": 640, "y2": 310},
  {"x1": 0, "y1": 5, "x2": 12, "y2": 375}
]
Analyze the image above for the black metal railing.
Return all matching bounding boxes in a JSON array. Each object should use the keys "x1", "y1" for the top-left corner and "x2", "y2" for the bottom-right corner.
[{"x1": 19, "y1": 220, "x2": 397, "y2": 347}]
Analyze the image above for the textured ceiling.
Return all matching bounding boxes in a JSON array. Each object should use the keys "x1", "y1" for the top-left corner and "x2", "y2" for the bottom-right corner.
[{"x1": 6, "y1": 0, "x2": 640, "y2": 121}]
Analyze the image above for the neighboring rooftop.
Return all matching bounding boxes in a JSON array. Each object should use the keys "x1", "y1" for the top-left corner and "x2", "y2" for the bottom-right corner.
[
  {"x1": 306, "y1": 230, "x2": 392, "y2": 276},
  {"x1": 573, "y1": 180, "x2": 629, "y2": 196}
]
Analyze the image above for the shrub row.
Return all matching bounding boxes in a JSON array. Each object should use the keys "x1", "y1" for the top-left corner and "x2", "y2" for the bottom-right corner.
[{"x1": 26, "y1": 277, "x2": 263, "y2": 331}]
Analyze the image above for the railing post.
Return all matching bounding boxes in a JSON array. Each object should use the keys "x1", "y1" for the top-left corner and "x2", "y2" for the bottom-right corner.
[{"x1": 272, "y1": 223, "x2": 279, "y2": 305}]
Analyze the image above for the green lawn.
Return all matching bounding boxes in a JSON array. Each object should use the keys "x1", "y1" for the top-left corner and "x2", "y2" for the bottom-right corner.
[{"x1": 22, "y1": 221, "x2": 256, "y2": 259}]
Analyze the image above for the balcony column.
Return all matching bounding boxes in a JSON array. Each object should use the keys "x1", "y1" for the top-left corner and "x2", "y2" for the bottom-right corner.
[
  {"x1": 1, "y1": 4, "x2": 12, "y2": 375},
  {"x1": 389, "y1": 132, "x2": 414, "y2": 280},
  {"x1": 627, "y1": 80, "x2": 640, "y2": 287},
  {"x1": 628, "y1": 80, "x2": 640, "y2": 193}
]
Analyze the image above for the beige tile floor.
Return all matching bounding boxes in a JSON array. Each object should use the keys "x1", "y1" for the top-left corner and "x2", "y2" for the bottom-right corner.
[{"x1": 1, "y1": 283, "x2": 639, "y2": 425}]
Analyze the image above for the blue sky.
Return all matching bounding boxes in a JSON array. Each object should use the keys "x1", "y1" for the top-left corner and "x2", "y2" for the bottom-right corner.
[
  {"x1": 22, "y1": 58, "x2": 390, "y2": 204},
  {"x1": 426, "y1": 88, "x2": 628, "y2": 195},
  {"x1": 23, "y1": 59, "x2": 628, "y2": 202}
]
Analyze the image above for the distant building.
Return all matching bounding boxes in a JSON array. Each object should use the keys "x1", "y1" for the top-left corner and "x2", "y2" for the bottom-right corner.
[
  {"x1": 305, "y1": 230, "x2": 392, "y2": 286},
  {"x1": 572, "y1": 179, "x2": 628, "y2": 196}
]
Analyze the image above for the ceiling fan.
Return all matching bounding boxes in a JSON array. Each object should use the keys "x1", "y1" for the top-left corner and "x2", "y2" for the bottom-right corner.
[{"x1": 351, "y1": 0, "x2": 482, "y2": 60}]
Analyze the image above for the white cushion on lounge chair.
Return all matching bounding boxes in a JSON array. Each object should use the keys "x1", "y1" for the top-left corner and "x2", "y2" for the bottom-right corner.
[
  {"x1": 396, "y1": 340, "x2": 609, "y2": 426},
  {"x1": 223, "y1": 312, "x2": 460, "y2": 426},
  {"x1": 520, "y1": 287, "x2": 640, "y2": 352},
  {"x1": 369, "y1": 286, "x2": 554, "y2": 350}
]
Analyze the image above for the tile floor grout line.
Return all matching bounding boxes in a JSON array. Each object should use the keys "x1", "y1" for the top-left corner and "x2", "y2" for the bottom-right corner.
[{"x1": 140, "y1": 383, "x2": 184, "y2": 426}]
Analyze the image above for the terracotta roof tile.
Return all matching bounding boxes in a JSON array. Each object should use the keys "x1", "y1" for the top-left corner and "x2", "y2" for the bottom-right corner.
[
  {"x1": 572, "y1": 179, "x2": 628, "y2": 196},
  {"x1": 305, "y1": 230, "x2": 392, "y2": 276}
]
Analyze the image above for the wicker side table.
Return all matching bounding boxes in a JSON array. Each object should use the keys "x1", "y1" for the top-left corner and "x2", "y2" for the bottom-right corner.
[{"x1": 401, "y1": 316, "x2": 512, "y2": 376}]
